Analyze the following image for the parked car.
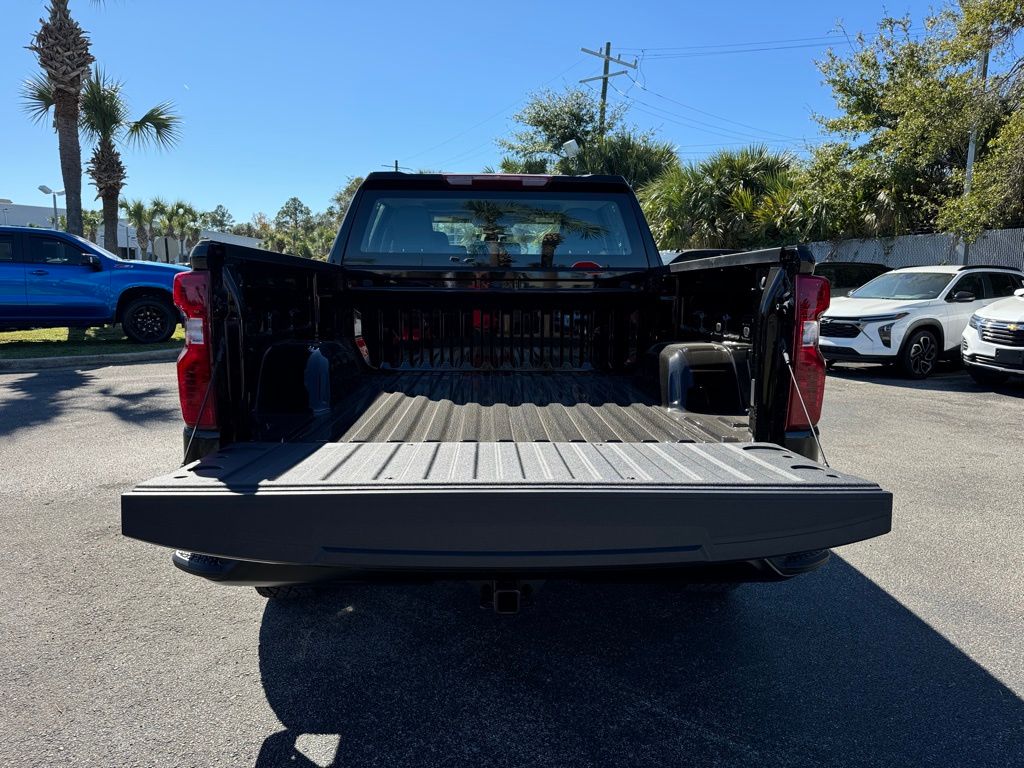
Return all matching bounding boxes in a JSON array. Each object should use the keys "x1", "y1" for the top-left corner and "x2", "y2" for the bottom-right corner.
[
  {"x1": 819, "y1": 264, "x2": 1024, "y2": 378},
  {"x1": 0, "y1": 226, "x2": 187, "y2": 343},
  {"x1": 122, "y1": 173, "x2": 892, "y2": 611},
  {"x1": 962, "y1": 286, "x2": 1024, "y2": 385},
  {"x1": 813, "y1": 261, "x2": 890, "y2": 296}
]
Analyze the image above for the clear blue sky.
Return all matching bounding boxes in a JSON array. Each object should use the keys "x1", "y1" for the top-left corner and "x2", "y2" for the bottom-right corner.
[{"x1": 2, "y1": 0, "x2": 938, "y2": 222}]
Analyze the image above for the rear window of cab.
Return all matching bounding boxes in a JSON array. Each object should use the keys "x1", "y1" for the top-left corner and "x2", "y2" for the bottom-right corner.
[{"x1": 342, "y1": 190, "x2": 650, "y2": 269}]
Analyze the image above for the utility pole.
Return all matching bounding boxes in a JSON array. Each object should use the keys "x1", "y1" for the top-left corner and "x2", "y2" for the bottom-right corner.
[
  {"x1": 962, "y1": 47, "x2": 990, "y2": 265},
  {"x1": 580, "y1": 43, "x2": 637, "y2": 137}
]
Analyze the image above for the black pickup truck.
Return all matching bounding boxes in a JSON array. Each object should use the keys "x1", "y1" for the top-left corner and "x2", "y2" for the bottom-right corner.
[{"x1": 122, "y1": 173, "x2": 891, "y2": 611}]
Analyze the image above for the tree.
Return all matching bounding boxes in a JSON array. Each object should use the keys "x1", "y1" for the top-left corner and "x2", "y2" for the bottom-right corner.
[
  {"x1": 806, "y1": 8, "x2": 1024, "y2": 241},
  {"x1": 81, "y1": 208, "x2": 101, "y2": 242},
  {"x1": 201, "y1": 204, "x2": 235, "y2": 232},
  {"x1": 330, "y1": 176, "x2": 364, "y2": 225},
  {"x1": 79, "y1": 69, "x2": 181, "y2": 252},
  {"x1": 274, "y1": 197, "x2": 314, "y2": 254},
  {"x1": 935, "y1": 1, "x2": 1024, "y2": 237},
  {"x1": 119, "y1": 198, "x2": 150, "y2": 258},
  {"x1": 230, "y1": 221, "x2": 257, "y2": 238},
  {"x1": 497, "y1": 88, "x2": 625, "y2": 172},
  {"x1": 25, "y1": 68, "x2": 182, "y2": 252},
  {"x1": 572, "y1": 131, "x2": 679, "y2": 188},
  {"x1": 639, "y1": 145, "x2": 804, "y2": 250},
  {"x1": 493, "y1": 87, "x2": 677, "y2": 186},
  {"x1": 25, "y1": 0, "x2": 94, "y2": 236},
  {"x1": 147, "y1": 197, "x2": 167, "y2": 253}
]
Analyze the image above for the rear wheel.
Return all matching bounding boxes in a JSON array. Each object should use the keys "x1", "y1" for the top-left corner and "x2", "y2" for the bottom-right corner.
[
  {"x1": 899, "y1": 328, "x2": 939, "y2": 379},
  {"x1": 122, "y1": 295, "x2": 177, "y2": 344},
  {"x1": 255, "y1": 585, "x2": 315, "y2": 600},
  {"x1": 967, "y1": 366, "x2": 1008, "y2": 387}
]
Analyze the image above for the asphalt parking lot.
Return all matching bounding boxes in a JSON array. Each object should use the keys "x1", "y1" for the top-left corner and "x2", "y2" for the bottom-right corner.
[{"x1": 1, "y1": 361, "x2": 1022, "y2": 767}]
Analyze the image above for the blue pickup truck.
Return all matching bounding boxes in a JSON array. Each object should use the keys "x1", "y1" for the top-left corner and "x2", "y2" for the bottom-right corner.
[{"x1": 0, "y1": 226, "x2": 187, "y2": 343}]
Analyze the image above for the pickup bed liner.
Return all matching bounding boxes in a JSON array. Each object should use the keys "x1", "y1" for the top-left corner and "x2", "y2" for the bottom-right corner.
[
  {"x1": 122, "y1": 441, "x2": 892, "y2": 570},
  {"x1": 329, "y1": 371, "x2": 749, "y2": 444}
]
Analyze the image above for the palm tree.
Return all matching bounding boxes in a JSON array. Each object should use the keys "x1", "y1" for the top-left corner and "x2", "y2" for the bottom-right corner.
[
  {"x1": 119, "y1": 198, "x2": 149, "y2": 259},
  {"x1": 146, "y1": 197, "x2": 167, "y2": 259},
  {"x1": 78, "y1": 69, "x2": 181, "y2": 251},
  {"x1": 561, "y1": 131, "x2": 679, "y2": 188},
  {"x1": 160, "y1": 200, "x2": 196, "y2": 260},
  {"x1": 25, "y1": 1, "x2": 94, "y2": 236},
  {"x1": 638, "y1": 145, "x2": 803, "y2": 250},
  {"x1": 81, "y1": 208, "x2": 102, "y2": 242}
]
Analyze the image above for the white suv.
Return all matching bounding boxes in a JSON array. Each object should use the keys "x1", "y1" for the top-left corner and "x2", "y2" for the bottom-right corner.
[
  {"x1": 819, "y1": 265, "x2": 1024, "y2": 378},
  {"x1": 962, "y1": 285, "x2": 1024, "y2": 385}
]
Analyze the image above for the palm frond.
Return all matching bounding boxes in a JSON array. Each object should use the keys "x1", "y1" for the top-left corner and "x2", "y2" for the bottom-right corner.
[
  {"x1": 126, "y1": 101, "x2": 182, "y2": 149},
  {"x1": 21, "y1": 72, "x2": 55, "y2": 126},
  {"x1": 80, "y1": 67, "x2": 128, "y2": 143}
]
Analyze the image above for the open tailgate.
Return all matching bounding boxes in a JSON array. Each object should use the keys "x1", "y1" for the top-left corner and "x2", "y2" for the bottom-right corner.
[{"x1": 122, "y1": 441, "x2": 891, "y2": 570}]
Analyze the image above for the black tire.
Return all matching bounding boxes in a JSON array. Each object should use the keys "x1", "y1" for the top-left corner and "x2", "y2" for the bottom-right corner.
[
  {"x1": 255, "y1": 585, "x2": 314, "y2": 600},
  {"x1": 967, "y1": 366, "x2": 1008, "y2": 387},
  {"x1": 122, "y1": 294, "x2": 177, "y2": 344},
  {"x1": 898, "y1": 328, "x2": 940, "y2": 379}
]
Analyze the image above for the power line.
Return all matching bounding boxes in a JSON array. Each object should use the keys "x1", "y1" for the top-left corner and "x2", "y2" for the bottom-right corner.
[
  {"x1": 623, "y1": 72, "x2": 800, "y2": 140},
  {"x1": 617, "y1": 34, "x2": 845, "y2": 52},
  {"x1": 613, "y1": 92, "x2": 822, "y2": 151},
  {"x1": 637, "y1": 41, "x2": 859, "y2": 59},
  {"x1": 617, "y1": 28, "x2": 924, "y2": 56},
  {"x1": 403, "y1": 59, "x2": 586, "y2": 163},
  {"x1": 606, "y1": 79, "x2": 805, "y2": 144},
  {"x1": 434, "y1": 137, "x2": 499, "y2": 170}
]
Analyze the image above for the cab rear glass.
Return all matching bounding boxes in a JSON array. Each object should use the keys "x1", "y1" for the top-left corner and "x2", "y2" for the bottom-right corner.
[{"x1": 341, "y1": 190, "x2": 650, "y2": 269}]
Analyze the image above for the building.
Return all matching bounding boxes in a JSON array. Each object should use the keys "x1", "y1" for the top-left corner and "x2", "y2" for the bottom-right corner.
[{"x1": 0, "y1": 201, "x2": 261, "y2": 263}]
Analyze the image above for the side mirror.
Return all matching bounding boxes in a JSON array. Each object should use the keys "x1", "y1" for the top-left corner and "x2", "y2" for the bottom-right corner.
[
  {"x1": 82, "y1": 253, "x2": 101, "y2": 270},
  {"x1": 951, "y1": 290, "x2": 976, "y2": 303},
  {"x1": 1015, "y1": 288, "x2": 1024, "y2": 297}
]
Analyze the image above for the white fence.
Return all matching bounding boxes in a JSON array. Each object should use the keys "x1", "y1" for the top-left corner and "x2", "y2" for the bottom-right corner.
[{"x1": 805, "y1": 228, "x2": 1024, "y2": 271}]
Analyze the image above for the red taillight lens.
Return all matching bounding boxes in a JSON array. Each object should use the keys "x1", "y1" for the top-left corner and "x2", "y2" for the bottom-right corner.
[
  {"x1": 786, "y1": 274, "x2": 830, "y2": 431},
  {"x1": 173, "y1": 271, "x2": 217, "y2": 430}
]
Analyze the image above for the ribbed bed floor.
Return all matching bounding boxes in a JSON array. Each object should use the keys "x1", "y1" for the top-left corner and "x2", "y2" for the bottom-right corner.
[{"x1": 333, "y1": 371, "x2": 747, "y2": 444}]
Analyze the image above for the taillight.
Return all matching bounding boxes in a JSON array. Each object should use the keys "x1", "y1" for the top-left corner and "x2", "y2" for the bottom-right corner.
[
  {"x1": 786, "y1": 274, "x2": 830, "y2": 431},
  {"x1": 172, "y1": 271, "x2": 217, "y2": 430}
]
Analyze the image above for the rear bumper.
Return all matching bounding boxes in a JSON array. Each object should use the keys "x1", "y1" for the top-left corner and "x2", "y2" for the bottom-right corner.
[
  {"x1": 123, "y1": 441, "x2": 892, "y2": 575},
  {"x1": 170, "y1": 548, "x2": 833, "y2": 587}
]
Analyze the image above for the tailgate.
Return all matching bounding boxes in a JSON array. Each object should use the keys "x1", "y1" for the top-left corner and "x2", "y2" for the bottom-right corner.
[{"x1": 121, "y1": 441, "x2": 891, "y2": 570}]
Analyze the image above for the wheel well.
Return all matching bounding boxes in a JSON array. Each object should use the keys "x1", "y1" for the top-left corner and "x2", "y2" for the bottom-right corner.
[
  {"x1": 116, "y1": 288, "x2": 174, "y2": 323},
  {"x1": 901, "y1": 321, "x2": 944, "y2": 353}
]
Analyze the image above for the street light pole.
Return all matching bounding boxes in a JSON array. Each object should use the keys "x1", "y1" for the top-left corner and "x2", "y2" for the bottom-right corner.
[
  {"x1": 962, "y1": 47, "x2": 990, "y2": 266},
  {"x1": 38, "y1": 185, "x2": 65, "y2": 230}
]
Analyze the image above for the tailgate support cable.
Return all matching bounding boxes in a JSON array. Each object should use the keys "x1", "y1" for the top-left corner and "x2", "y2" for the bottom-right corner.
[{"x1": 781, "y1": 345, "x2": 830, "y2": 468}]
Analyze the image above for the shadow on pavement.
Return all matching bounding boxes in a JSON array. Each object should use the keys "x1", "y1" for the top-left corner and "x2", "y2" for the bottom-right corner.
[
  {"x1": 0, "y1": 369, "x2": 91, "y2": 435},
  {"x1": 95, "y1": 385, "x2": 178, "y2": 426},
  {"x1": 828, "y1": 362, "x2": 1024, "y2": 396},
  {"x1": 0, "y1": 366, "x2": 179, "y2": 434},
  {"x1": 254, "y1": 558, "x2": 1023, "y2": 767}
]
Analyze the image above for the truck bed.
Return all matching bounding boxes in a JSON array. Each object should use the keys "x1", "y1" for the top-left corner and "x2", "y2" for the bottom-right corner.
[{"x1": 330, "y1": 371, "x2": 749, "y2": 444}]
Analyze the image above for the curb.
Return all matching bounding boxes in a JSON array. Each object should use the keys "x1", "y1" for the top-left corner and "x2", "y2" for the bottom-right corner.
[{"x1": 0, "y1": 347, "x2": 181, "y2": 372}]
